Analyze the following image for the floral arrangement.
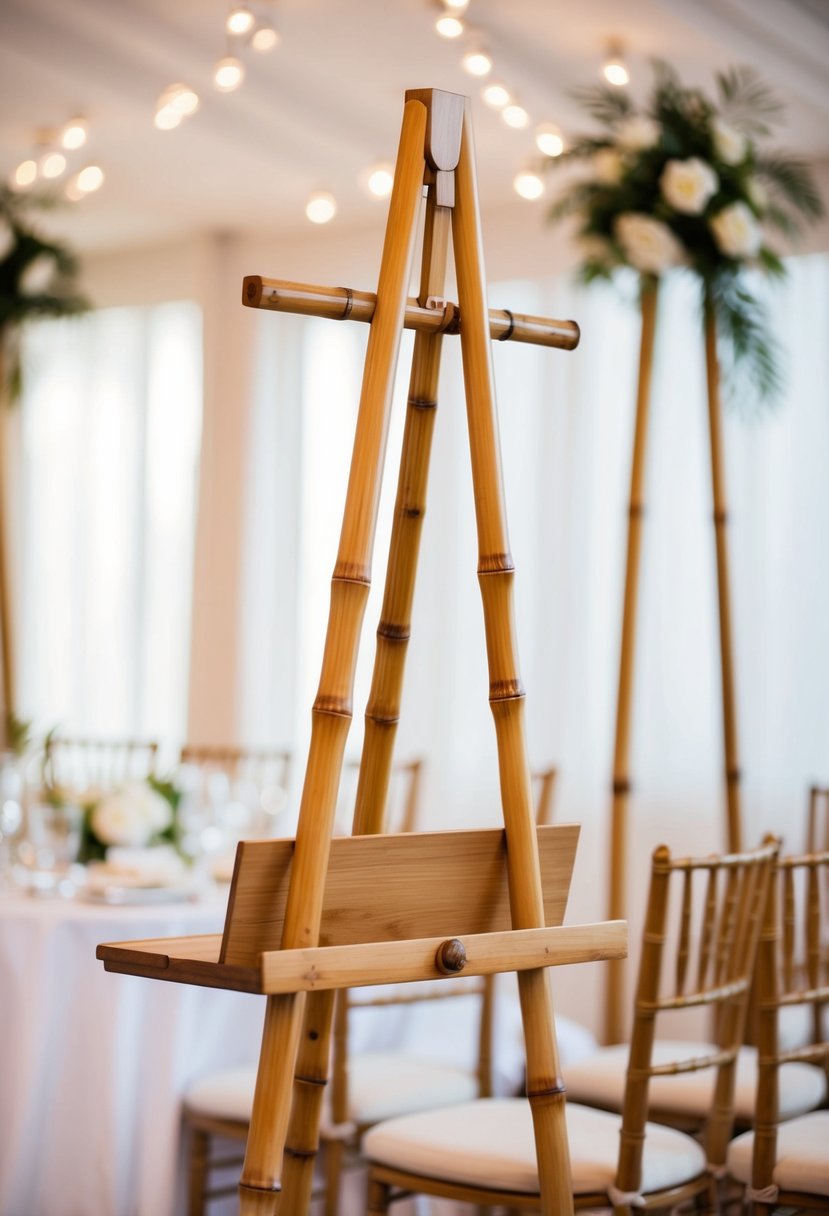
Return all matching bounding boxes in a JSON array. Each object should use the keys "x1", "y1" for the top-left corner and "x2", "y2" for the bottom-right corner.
[
  {"x1": 0, "y1": 186, "x2": 87, "y2": 398},
  {"x1": 548, "y1": 63, "x2": 823, "y2": 400},
  {"x1": 71, "y1": 777, "x2": 182, "y2": 864}
]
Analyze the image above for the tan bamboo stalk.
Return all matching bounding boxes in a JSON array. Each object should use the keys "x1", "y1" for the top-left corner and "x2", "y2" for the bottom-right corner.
[
  {"x1": 243, "y1": 276, "x2": 580, "y2": 351},
  {"x1": 278, "y1": 185, "x2": 453, "y2": 1216},
  {"x1": 451, "y1": 97, "x2": 573, "y2": 1216},
  {"x1": 0, "y1": 339, "x2": 15, "y2": 746},
  {"x1": 237, "y1": 97, "x2": 428, "y2": 1216},
  {"x1": 604, "y1": 279, "x2": 659, "y2": 1046},
  {"x1": 704, "y1": 298, "x2": 743, "y2": 854}
]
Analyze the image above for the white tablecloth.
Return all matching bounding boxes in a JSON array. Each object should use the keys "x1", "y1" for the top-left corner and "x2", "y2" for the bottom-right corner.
[
  {"x1": 0, "y1": 889, "x2": 597, "y2": 1216},
  {"x1": 0, "y1": 888, "x2": 263, "y2": 1216}
]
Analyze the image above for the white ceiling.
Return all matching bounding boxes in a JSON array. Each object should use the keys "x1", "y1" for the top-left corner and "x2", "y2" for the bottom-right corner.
[{"x1": 1, "y1": 0, "x2": 828, "y2": 254}]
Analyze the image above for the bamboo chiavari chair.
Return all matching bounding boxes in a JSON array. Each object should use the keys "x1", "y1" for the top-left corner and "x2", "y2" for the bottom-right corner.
[
  {"x1": 97, "y1": 88, "x2": 624, "y2": 1216},
  {"x1": 338, "y1": 756, "x2": 422, "y2": 834},
  {"x1": 727, "y1": 849, "x2": 829, "y2": 1210},
  {"x1": 44, "y1": 734, "x2": 159, "y2": 794},
  {"x1": 364, "y1": 839, "x2": 780, "y2": 1214},
  {"x1": 179, "y1": 744, "x2": 291, "y2": 797},
  {"x1": 807, "y1": 785, "x2": 829, "y2": 853}
]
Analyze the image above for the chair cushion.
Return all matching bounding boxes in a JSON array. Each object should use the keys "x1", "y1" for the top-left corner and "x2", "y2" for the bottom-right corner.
[
  {"x1": 364, "y1": 1098, "x2": 707, "y2": 1197},
  {"x1": 565, "y1": 1040, "x2": 827, "y2": 1122},
  {"x1": 727, "y1": 1111, "x2": 829, "y2": 1196},
  {"x1": 776, "y1": 1003, "x2": 829, "y2": 1053},
  {"x1": 184, "y1": 1052, "x2": 478, "y2": 1127}
]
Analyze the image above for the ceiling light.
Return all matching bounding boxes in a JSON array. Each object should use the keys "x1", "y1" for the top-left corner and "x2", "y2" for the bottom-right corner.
[
  {"x1": 169, "y1": 84, "x2": 200, "y2": 116},
  {"x1": 482, "y1": 81, "x2": 510, "y2": 109},
  {"x1": 502, "y1": 103, "x2": 530, "y2": 129},
  {"x1": 305, "y1": 191, "x2": 337, "y2": 224},
  {"x1": 39, "y1": 151, "x2": 67, "y2": 179},
  {"x1": 251, "y1": 23, "x2": 279, "y2": 51},
  {"x1": 154, "y1": 104, "x2": 183, "y2": 130},
  {"x1": 462, "y1": 47, "x2": 492, "y2": 77},
  {"x1": 366, "y1": 163, "x2": 394, "y2": 198},
  {"x1": 536, "y1": 124, "x2": 564, "y2": 157},
  {"x1": 61, "y1": 118, "x2": 88, "y2": 151},
  {"x1": 442, "y1": 0, "x2": 469, "y2": 10},
  {"x1": 75, "y1": 164, "x2": 104, "y2": 193},
  {"x1": 214, "y1": 55, "x2": 245, "y2": 91},
  {"x1": 603, "y1": 44, "x2": 629, "y2": 87},
  {"x1": 12, "y1": 160, "x2": 38, "y2": 189},
  {"x1": 513, "y1": 169, "x2": 544, "y2": 200},
  {"x1": 435, "y1": 14, "x2": 464, "y2": 37},
  {"x1": 226, "y1": 4, "x2": 255, "y2": 35}
]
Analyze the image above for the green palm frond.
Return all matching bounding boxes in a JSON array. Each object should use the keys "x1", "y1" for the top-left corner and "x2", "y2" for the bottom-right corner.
[
  {"x1": 754, "y1": 153, "x2": 824, "y2": 220},
  {"x1": 708, "y1": 277, "x2": 782, "y2": 407},
  {"x1": 716, "y1": 65, "x2": 784, "y2": 135},
  {"x1": 569, "y1": 83, "x2": 633, "y2": 127}
]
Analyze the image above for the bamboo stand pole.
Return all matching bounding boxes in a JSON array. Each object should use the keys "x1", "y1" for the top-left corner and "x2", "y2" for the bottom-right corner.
[
  {"x1": 0, "y1": 339, "x2": 15, "y2": 748},
  {"x1": 704, "y1": 299, "x2": 743, "y2": 854},
  {"x1": 452, "y1": 99, "x2": 573, "y2": 1216},
  {"x1": 604, "y1": 280, "x2": 659, "y2": 1046},
  {"x1": 277, "y1": 187, "x2": 452, "y2": 1215},
  {"x1": 237, "y1": 97, "x2": 427, "y2": 1216}
]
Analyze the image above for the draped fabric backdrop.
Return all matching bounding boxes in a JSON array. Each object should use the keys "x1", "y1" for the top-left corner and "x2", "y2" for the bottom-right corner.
[{"x1": 17, "y1": 254, "x2": 829, "y2": 1032}]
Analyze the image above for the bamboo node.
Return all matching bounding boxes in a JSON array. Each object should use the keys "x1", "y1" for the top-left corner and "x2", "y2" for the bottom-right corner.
[
  {"x1": 332, "y1": 563, "x2": 371, "y2": 584},
  {"x1": 497, "y1": 309, "x2": 515, "y2": 342},
  {"x1": 408, "y1": 395, "x2": 437, "y2": 411},
  {"x1": 435, "y1": 938, "x2": 467, "y2": 974},
  {"x1": 377, "y1": 621, "x2": 411, "y2": 641},
  {"x1": 713, "y1": 508, "x2": 729, "y2": 525},
  {"x1": 239, "y1": 1181, "x2": 281, "y2": 1196},
  {"x1": 489, "y1": 679, "x2": 525, "y2": 702},
  {"x1": 401, "y1": 505, "x2": 422, "y2": 519},
  {"x1": 613, "y1": 777, "x2": 631, "y2": 795},
  {"x1": 339, "y1": 288, "x2": 354, "y2": 320},
  {"x1": 628, "y1": 503, "x2": 646, "y2": 519},
  {"x1": 312, "y1": 696, "x2": 353, "y2": 718},
  {"x1": 527, "y1": 1080, "x2": 567, "y2": 1100},
  {"x1": 726, "y1": 767, "x2": 741, "y2": 783},
  {"x1": 295, "y1": 1072, "x2": 327, "y2": 1087},
  {"x1": 477, "y1": 553, "x2": 515, "y2": 575}
]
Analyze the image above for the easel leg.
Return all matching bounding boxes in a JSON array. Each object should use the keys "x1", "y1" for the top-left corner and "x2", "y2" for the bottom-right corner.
[
  {"x1": 452, "y1": 99, "x2": 573, "y2": 1216},
  {"x1": 605, "y1": 280, "x2": 658, "y2": 1045},
  {"x1": 237, "y1": 98, "x2": 428, "y2": 1216},
  {"x1": 279, "y1": 186, "x2": 453, "y2": 1215},
  {"x1": 704, "y1": 299, "x2": 742, "y2": 854}
]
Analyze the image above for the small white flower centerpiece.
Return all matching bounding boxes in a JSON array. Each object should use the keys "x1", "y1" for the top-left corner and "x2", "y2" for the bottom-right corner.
[
  {"x1": 549, "y1": 62, "x2": 823, "y2": 400},
  {"x1": 76, "y1": 777, "x2": 183, "y2": 864}
]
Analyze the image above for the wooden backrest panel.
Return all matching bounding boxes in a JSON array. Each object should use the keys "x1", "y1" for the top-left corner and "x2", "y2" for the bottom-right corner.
[{"x1": 220, "y1": 823, "x2": 579, "y2": 966}]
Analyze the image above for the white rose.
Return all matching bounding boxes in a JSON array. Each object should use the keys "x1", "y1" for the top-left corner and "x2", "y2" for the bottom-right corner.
[
  {"x1": 0, "y1": 217, "x2": 14, "y2": 262},
  {"x1": 711, "y1": 117, "x2": 748, "y2": 166},
  {"x1": 615, "y1": 115, "x2": 660, "y2": 152},
  {"x1": 615, "y1": 213, "x2": 685, "y2": 275},
  {"x1": 20, "y1": 253, "x2": 55, "y2": 295},
  {"x1": 90, "y1": 782, "x2": 172, "y2": 847},
  {"x1": 591, "y1": 147, "x2": 623, "y2": 185},
  {"x1": 660, "y1": 158, "x2": 719, "y2": 215},
  {"x1": 709, "y1": 201, "x2": 762, "y2": 258}
]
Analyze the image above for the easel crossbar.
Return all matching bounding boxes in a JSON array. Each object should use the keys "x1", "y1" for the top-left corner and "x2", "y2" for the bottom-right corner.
[{"x1": 96, "y1": 921, "x2": 626, "y2": 994}]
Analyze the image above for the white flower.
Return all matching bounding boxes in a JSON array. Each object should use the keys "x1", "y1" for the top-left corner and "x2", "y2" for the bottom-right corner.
[
  {"x1": 0, "y1": 218, "x2": 14, "y2": 262},
  {"x1": 746, "y1": 177, "x2": 768, "y2": 214},
  {"x1": 90, "y1": 781, "x2": 173, "y2": 848},
  {"x1": 660, "y1": 157, "x2": 719, "y2": 215},
  {"x1": 711, "y1": 117, "x2": 748, "y2": 166},
  {"x1": 709, "y1": 201, "x2": 762, "y2": 259},
  {"x1": 591, "y1": 147, "x2": 623, "y2": 185},
  {"x1": 615, "y1": 213, "x2": 685, "y2": 275},
  {"x1": 615, "y1": 115, "x2": 661, "y2": 152},
  {"x1": 20, "y1": 253, "x2": 55, "y2": 295}
]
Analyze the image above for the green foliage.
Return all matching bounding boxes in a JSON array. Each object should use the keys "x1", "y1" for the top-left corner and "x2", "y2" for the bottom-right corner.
[
  {"x1": 0, "y1": 187, "x2": 88, "y2": 399},
  {"x1": 546, "y1": 60, "x2": 824, "y2": 406}
]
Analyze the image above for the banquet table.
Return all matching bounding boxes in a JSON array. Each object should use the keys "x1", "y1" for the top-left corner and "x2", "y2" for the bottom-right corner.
[{"x1": 0, "y1": 885, "x2": 597, "y2": 1216}]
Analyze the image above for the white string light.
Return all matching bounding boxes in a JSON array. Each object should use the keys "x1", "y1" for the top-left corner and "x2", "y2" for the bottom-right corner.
[
  {"x1": 481, "y1": 81, "x2": 510, "y2": 109},
  {"x1": 435, "y1": 14, "x2": 464, "y2": 37},
  {"x1": 513, "y1": 169, "x2": 544, "y2": 200},
  {"x1": 462, "y1": 46, "x2": 492, "y2": 77},
  {"x1": 442, "y1": 0, "x2": 469, "y2": 10},
  {"x1": 536, "y1": 123, "x2": 564, "y2": 157},
  {"x1": 61, "y1": 118, "x2": 88, "y2": 151},
  {"x1": 214, "y1": 55, "x2": 245, "y2": 91},
  {"x1": 251, "y1": 23, "x2": 279, "y2": 51},
  {"x1": 502, "y1": 102, "x2": 530, "y2": 129},
  {"x1": 305, "y1": 191, "x2": 337, "y2": 224},
  {"x1": 365, "y1": 163, "x2": 394, "y2": 199},
  {"x1": 12, "y1": 160, "x2": 37, "y2": 189},
  {"x1": 76, "y1": 165, "x2": 104, "y2": 193},
  {"x1": 603, "y1": 43, "x2": 629, "y2": 86},
  {"x1": 38, "y1": 151, "x2": 67, "y2": 179},
  {"x1": 226, "y1": 4, "x2": 255, "y2": 35}
]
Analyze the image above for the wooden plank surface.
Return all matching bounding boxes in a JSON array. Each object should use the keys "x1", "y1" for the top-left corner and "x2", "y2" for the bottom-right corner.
[{"x1": 221, "y1": 823, "x2": 579, "y2": 967}]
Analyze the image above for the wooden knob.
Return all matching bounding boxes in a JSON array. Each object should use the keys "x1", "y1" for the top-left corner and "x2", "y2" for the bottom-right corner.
[{"x1": 435, "y1": 938, "x2": 466, "y2": 975}]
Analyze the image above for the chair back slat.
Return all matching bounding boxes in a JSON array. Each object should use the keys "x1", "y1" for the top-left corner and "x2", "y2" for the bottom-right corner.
[
  {"x1": 807, "y1": 785, "x2": 829, "y2": 853},
  {"x1": 783, "y1": 865, "x2": 796, "y2": 992},
  {"x1": 675, "y1": 869, "x2": 693, "y2": 995},
  {"x1": 180, "y1": 744, "x2": 291, "y2": 793},
  {"x1": 696, "y1": 866, "x2": 718, "y2": 991},
  {"x1": 45, "y1": 735, "x2": 159, "y2": 794}
]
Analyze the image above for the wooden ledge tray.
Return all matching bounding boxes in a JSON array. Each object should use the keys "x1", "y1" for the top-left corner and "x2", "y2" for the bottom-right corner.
[{"x1": 97, "y1": 824, "x2": 626, "y2": 995}]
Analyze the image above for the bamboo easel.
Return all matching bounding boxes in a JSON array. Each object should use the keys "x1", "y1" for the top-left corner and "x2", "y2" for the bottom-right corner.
[
  {"x1": 98, "y1": 89, "x2": 626, "y2": 1216},
  {"x1": 604, "y1": 283, "x2": 743, "y2": 1045}
]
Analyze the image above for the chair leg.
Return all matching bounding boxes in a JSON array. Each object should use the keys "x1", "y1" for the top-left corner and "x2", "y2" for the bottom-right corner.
[
  {"x1": 324, "y1": 1136, "x2": 345, "y2": 1216},
  {"x1": 188, "y1": 1127, "x2": 210, "y2": 1216},
  {"x1": 366, "y1": 1172, "x2": 390, "y2": 1214}
]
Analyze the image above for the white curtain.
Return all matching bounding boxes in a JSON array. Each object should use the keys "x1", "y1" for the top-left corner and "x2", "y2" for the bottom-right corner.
[
  {"x1": 18, "y1": 301, "x2": 203, "y2": 747},
  {"x1": 239, "y1": 253, "x2": 829, "y2": 1028}
]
